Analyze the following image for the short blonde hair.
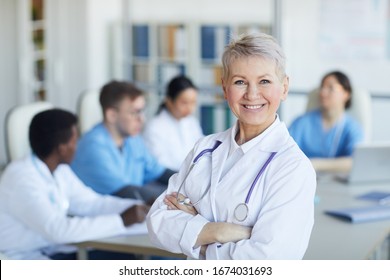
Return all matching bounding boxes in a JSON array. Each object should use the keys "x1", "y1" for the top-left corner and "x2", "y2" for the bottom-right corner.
[{"x1": 222, "y1": 33, "x2": 286, "y2": 80}]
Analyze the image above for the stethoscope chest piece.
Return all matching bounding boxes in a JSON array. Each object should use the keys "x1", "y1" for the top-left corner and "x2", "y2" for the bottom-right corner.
[
  {"x1": 179, "y1": 197, "x2": 191, "y2": 205},
  {"x1": 234, "y1": 203, "x2": 249, "y2": 222}
]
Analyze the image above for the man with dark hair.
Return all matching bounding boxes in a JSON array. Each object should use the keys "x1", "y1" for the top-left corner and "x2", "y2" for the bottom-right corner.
[
  {"x1": 71, "y1": 81, "x2": 175, "y2": 201},
  {"x1": 0, "y1": 109, "x2": 150, "y2": 259}
]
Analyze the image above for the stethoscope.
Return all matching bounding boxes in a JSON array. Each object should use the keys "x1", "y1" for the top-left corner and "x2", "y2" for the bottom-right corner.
[
  {"x1": 32, "y1": 154, "x2": 70, "y2": 212},
  {"x1": 176, "y1": 141, "x2": 277, "y2": 222}
]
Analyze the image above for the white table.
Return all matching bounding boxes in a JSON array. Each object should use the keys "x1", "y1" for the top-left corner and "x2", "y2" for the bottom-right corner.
[
  {"x1": 74, "y1": 176, "x2": 390, "y2": 260},
  {"x1": 75, "y1": 234, "x2": 186, "y2": 259},
  {"x1": 304, "y1": 176, "x2": 390, "y2": 259}
]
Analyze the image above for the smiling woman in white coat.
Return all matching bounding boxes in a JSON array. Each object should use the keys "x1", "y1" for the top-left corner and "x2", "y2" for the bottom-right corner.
[
  {"x1": 146, "y1": 33, "x2": 316, "y2": 260},
  {"x1": 143, "y1": 75, "x2": 203, "y2": 171}
]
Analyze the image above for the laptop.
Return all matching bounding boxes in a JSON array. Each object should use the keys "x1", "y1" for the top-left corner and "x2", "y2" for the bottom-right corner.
[{"x1": 337, "y1": 143, "x2": 390, "y2": 184}]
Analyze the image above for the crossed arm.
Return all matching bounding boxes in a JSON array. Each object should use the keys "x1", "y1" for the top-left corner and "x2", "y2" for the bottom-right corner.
[{"x1": 164, "y1": 192, "x2": 252, "y2": 257}]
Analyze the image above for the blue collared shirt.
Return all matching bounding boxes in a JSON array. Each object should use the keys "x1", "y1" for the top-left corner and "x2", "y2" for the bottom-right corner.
[{"x1": 71, "y1": 123, "x2": 165, "y2": 194}]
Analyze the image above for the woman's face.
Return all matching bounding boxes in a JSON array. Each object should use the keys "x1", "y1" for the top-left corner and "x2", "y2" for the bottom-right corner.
[
  {"x1": 166, "y1": 88, "x2": 198, "y2": 120},
  {"x1": 222, "y1": 56, "x2": 289, "y2": 134},
  {"x1": 319, "y1": 75, "x2": 350, "y2": 112}
]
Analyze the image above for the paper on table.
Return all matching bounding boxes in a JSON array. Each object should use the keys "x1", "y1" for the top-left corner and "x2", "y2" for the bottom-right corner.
[
  {"x1": 124, "y1": 221, "x2": 148, "y2": 235},
  {"x1": 356, "y1": 191, "x2": 390, "y2": 205},
  {"x1": 325, "y1": 206, "x2": 390, "y2": 223}
]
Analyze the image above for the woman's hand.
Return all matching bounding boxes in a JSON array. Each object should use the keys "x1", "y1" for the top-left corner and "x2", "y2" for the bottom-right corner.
[
  {"x1": 195, "y1": 222, "x2": 252, "y2": 247},
  {"x1": 164, "y1": 192, "x2": 198, "y2": 216}
]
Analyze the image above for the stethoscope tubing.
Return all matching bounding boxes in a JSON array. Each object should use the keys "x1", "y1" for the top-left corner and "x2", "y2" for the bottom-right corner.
[
  {"x1": 176, "y1": 141, "x2": 222, "y2": 206},
  {"x1": 177, "y1": 140, "x2": 277, "y2": 213},
  {"x1": 245, "y1": 151, "x2": 277, "y2": 204},
  {"x1": 193, "y1": 141, "x2": 222, "y2": 163}
]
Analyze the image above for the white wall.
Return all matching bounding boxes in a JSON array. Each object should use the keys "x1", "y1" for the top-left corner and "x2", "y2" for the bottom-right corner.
[
  {"x1": 281, "y1": 0, "x2": 390, "y2": 142},
  {"x1": 282, "y1": 0, "x2": 390, "y2": 94},
  {"x1": 371, "y1": 98, "x2": 390, "y2": 141},
  {"x1": 46, "y1": 0, "x2": 122, "y2": 112},
  {"x1": 129, "y1": 0, "x2": 272, "y2": 24},
  {"x1": 86, "y1": 0, "x2": 122, "y2": 89},
  {"x1": 0, "y1": 0, "x2": 122, "y2": 165},
  {"x1": 45, "y1": 0, "x2": 89, "y2": 112},
  {"x1": 0, "y1": 0, "x2": 19, "y2": 165}
]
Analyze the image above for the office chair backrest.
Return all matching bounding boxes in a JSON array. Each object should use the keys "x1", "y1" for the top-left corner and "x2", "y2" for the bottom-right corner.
[
  {"x1": 306, "y1": 88, "x2": 372, "y2": 143},
  {"x1": 5, "y1": 101, "x2": 54, "y2": 163},
  {"x1": 77, "y1": 90, "x2": 103, "y2": 134}
]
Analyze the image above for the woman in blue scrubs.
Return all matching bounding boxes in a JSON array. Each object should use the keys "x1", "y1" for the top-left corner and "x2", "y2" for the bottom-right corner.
[{"x1": 289, "y1": 71, "x2": 363, "y2": 172}]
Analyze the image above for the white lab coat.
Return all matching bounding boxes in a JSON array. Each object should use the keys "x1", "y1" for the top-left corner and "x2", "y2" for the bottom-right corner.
[
  {"x1": 0, "y1": 155, "x2": 146, "y2": 259},
  {"x1": 143, "y1": 109, "x2": 203, "y2": 170},
  {"x1": 147, "y1": 117, "x2": 316, "y2": 259}
]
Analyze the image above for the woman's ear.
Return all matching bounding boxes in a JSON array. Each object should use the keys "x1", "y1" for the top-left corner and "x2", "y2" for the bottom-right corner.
[
  {"x1": 344, "y1": 91, "x2": 351, "y2": 104},
  {"x1": 165, "y1": 97, "x2": 174, "y2": 108},
  {"x1": 222, "y1": 79, "x2": 228, "y2": 100},
  {"x1": 281, "y1": 76, "x2": 289, "y2": 101}
]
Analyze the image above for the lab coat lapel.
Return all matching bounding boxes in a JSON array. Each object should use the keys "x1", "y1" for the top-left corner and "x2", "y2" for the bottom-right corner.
[
  {"x1": 209, "y1": 132, "x2": 229, "y2": 220},
  {"x1": 254, "y1": 119, "x2": 290, "y2": 153},
  {"x1": 210, "y1": 133, "x2": 229, "y2": 188},
  {"x1": 218, "y1": 120, "x2": 289, "y2": 187}
]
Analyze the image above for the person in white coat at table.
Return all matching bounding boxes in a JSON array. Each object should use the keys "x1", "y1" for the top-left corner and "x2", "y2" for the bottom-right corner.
[
  {"x1": 0, "y1": 109, "x2": 150, "y2": 260},
  {"x1": 143, "y1": 75, "x2": 203, "y2": 171},
  {"x1": 146, "y1": 33, "x2": 316, "y2": 260}
]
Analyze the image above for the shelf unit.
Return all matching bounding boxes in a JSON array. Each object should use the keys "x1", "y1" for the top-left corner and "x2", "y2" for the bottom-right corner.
[
  {"x1": 128, "y1": 22, "x2": 191, "y2": 117},
  {"x1": 30, "y1": 0, "x2": 47, "y2": 101},
  {"x1": 125, "y1": 21, "x2": 272, "y2": 134}
]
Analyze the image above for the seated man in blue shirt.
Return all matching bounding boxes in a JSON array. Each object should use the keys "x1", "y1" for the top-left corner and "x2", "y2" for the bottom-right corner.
[{"x1": 71, "y1": 81, "x2": 176, "y2": 202}]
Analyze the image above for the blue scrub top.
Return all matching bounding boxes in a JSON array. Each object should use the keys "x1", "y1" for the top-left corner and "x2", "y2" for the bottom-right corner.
[
  {"x1": 288, "y1": 109, "x2": 363, "y2": 158},
  {"x1": 71, "y1": 123, "x2": 165, "y2": 195}
]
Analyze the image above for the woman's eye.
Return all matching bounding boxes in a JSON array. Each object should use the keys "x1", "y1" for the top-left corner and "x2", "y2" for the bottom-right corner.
[
  {"x1": 260, "y1": 79, "x2": 270, "y2": 84},
  {"x1": 234, "y1": 80, "x2": 245, "y2": 85}
]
